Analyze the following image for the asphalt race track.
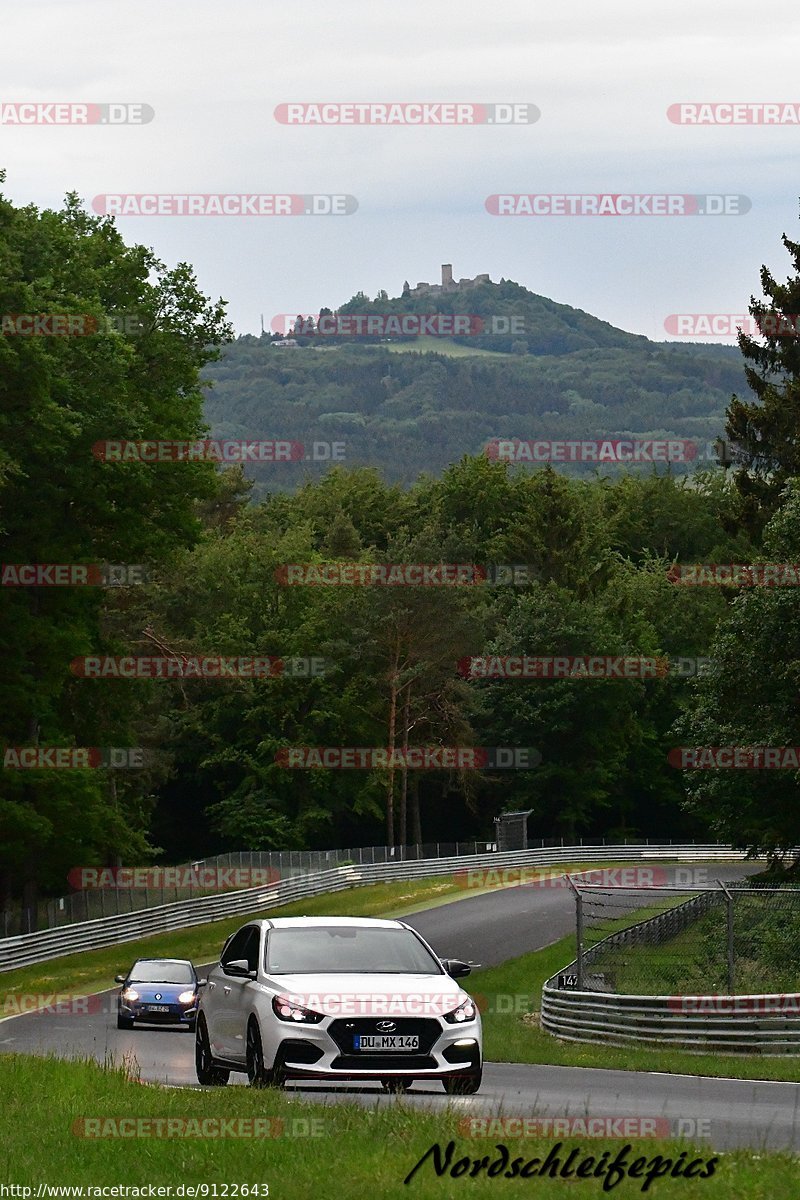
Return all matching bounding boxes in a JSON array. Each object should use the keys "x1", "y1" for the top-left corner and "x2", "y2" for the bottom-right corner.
[{"x1": 3, "y1": 862, "x2": 798, "y2": 1152}]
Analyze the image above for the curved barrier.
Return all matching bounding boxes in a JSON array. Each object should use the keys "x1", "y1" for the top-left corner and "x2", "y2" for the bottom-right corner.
[
  {"x1": 541, "y1": 984, "x2": 800, "y2": 1053},
  {"x1": 0, "y1": 843, "x2": 748, "y2": 973},
  {"x1": 540, "y1": 875, "x2": 800, "y2": 1054}
]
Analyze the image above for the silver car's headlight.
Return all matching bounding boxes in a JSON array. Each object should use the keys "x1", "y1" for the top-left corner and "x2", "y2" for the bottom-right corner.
[
  {"x1": 443, "y1": 997, "x2": 477, "y2": 1024},
  {"x1": 272, "y1": 995, "x2": 325, "y2": 1024}
]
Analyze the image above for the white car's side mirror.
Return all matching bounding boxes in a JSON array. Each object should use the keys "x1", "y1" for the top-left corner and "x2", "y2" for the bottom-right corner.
[{"x1": 223, "y1": 958, "x2": 256, "y2": 978}]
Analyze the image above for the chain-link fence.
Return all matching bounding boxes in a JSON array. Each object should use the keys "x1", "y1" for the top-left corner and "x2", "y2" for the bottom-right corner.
[
  {"x1": 0, "y1": 836, "x2": 538, "y2": 936},
  {"x1": 3, "y1": 835, "x2": 701, "y2": 936},
  {"x1": 571, "y1": 882, "x2": 800, "y2": 995}
]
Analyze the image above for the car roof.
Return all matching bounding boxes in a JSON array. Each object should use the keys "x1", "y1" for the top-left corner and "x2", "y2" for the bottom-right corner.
[
  {"x1": 262, "y1": 916, "x2": 405, "y2": 930},
  {"x1": 131, "y1": 958, "x2": 195, "y2": 966}
]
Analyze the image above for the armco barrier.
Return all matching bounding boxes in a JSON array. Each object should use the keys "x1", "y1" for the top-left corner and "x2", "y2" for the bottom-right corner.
[
  {"x1": 0, "y1": 843, "x2": 748, "y2": 973},
  {"x1": 541, "y1": 985, "x2": 800, "y2": 1053},
  {"x1": 540, "y1": 874, "x2": 800, "y2": 1053}
]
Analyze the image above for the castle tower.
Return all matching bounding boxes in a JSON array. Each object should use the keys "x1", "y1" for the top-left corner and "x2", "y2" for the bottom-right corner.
[{"x1": 441, "y1": 263, "x2": 453, "y2": 287}]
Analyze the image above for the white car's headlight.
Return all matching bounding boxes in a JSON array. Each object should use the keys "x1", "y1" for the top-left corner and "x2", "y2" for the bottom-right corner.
[
  {"x1": 272, "y1": 995, "x2": 325, "y2": 1024},
  {"x1": 443, "y1": 997, "x2": 477, "y2": 1024},
  {"x1": 177, "y1": 990, "x2": 197, "y2": 1005},
  {"x1": 121, "y1": 988, "x2": 139, "y2": 1003}
]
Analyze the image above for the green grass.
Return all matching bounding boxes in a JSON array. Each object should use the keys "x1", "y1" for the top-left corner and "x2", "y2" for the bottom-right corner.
[
  {"x1": 603, "y1": 898, "x2": 800, "y2": 997},
  {"x1": 470, "y1": 936, "x2": 800, "y2": 1082},
  {"x1": 2, "y1": 1053, "x2": 796, "y2": 1197},
  {"x1": 378, "y1": 336, "x2": 510, "y2": 358}
]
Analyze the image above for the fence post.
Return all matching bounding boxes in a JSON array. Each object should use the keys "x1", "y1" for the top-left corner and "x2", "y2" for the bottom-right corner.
[
  {"x1": 717, "y1": 879, "x2": 735, "y2": 992},
  {"x1": 566, "y1": 876, "x2": 584, "y2": 989}
]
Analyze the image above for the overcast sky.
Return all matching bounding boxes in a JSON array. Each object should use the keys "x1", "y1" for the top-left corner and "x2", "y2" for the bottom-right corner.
[{"x1": 2, "y1": 1, "x2": 798, "y2": 342}]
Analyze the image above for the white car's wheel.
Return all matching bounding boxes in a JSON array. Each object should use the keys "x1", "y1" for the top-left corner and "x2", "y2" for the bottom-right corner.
[
  {"x1": 442, "y1": 1068, "x2": 482, "y2": 1095},
  {"x1": 195, "y1": 1016, "x2": 229, "y2": 1086},
  {"x1": 247, "y1": 1019, "x2": 281, "y2": 1088}
]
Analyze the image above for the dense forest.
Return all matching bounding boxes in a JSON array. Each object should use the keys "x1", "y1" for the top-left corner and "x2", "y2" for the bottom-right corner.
[
  {"x1": 3, "y1": 181, "x2": 800, "y2": 907},
  {"x1": 203, "y1": 280, "x2": 745, "y2": 491}
]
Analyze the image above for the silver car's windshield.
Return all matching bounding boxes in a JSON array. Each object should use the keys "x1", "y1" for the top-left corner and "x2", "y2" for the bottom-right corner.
[{"x1": 265, "y1": 927, "x2": 443, "y2": 975}]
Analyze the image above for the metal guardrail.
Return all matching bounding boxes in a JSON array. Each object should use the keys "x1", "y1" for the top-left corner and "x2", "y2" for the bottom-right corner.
[
  {"x1": 4, "y1": 835, "x2": 702, "y2": 937},
  {"x1": 3, "y1": 840, "x2": 503, "y2": 936},
  {"x1": 541, "y1": 876, "x2": 800, "y2": 1053},
  {"x1": 541, "y1": 986, "x2": 800, "y2": 1053},
  {"x1": 0, "y1": 843, "x2": 747, "y2": 973}
]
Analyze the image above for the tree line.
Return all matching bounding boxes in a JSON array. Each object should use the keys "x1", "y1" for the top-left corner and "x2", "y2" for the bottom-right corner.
[{"x1": 2, "y1": 179, "x2": 800, "y2": 906}]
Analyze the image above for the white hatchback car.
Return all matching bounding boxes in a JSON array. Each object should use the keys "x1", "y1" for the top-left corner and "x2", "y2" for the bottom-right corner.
[{"x1": 195, "y1": 916, "x2": 482, "y2": 1093}]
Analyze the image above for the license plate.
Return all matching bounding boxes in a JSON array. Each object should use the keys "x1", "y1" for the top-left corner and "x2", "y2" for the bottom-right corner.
[
  {"x1": 354, "y1": 1035, "x2": 419, "y2": 1052},
  {"x1": 144, "y1": 1005, "x2": 170, "y2": 1013}
]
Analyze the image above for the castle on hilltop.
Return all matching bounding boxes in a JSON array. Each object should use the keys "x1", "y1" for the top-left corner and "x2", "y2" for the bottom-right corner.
[{"x1": 403, "y1": 264, "x2": 492, "y2": 297}]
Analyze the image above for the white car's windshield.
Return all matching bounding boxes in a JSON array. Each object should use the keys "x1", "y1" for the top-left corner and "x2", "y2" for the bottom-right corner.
[{"x1": 265, "y1": 927, "x2": 443, "y2": 974}]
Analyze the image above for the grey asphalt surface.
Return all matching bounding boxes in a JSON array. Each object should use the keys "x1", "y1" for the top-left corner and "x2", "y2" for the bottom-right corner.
[
  {"x1": 3, "y1": 861, "x2": 798, "y2": 1152},
  {"x1": 404, "y1": 862, "x2": 758, "y2": 968}
]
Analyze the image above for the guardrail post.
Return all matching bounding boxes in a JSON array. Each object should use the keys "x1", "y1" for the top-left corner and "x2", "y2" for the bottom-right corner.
[
  {"x1": 566, "y1": 876, "x2": 584, "y2": 989},
  {"x1": 717, "y1": 879, "x2": 735, "y2": 992}
]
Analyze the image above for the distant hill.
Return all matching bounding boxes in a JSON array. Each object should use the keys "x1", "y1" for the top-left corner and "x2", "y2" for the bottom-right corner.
[{"x1": 202, "y1": 276, "x2": 747, "y2": 491}]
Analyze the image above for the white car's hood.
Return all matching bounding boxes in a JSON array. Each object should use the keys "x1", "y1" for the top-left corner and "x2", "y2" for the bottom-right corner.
[{"x1": 265, "y1": 972, "x2": 469, "y2": 1019}]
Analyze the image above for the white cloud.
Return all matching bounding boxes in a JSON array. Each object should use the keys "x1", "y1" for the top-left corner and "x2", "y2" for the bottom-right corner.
[{"x1": 1, "y1": 0, "x2": 797, "y2": 340}]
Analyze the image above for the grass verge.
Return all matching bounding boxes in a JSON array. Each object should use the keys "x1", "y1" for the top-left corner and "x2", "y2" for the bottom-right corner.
[
  {"x1": 1, "y1": 1052, "x2": 795, "y2": 1197},
  {"x1": 471, "y1": 937, "x2": 800, "y2": 1083}
]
